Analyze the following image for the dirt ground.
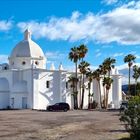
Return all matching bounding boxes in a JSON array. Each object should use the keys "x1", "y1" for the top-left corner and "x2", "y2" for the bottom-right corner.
[{"x1": 0, "y1": 110, "x2": 128, "y2": 140}]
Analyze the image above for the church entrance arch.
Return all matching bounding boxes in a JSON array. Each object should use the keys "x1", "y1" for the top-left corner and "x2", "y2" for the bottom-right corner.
[
  {"x1": 22, "y1": 97, "x2": 27, "y2": 109},
  {"x1": 11, "y1": 98, "x2": 14, "y2": 108}
]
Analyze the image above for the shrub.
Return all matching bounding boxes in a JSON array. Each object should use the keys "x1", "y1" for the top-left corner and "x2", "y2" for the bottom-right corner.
[
  {"x1": 93, "y1": 100, "x2": 98, "y2": 109},
  {"x1": 120, "y1": 96, "x2": 140, "y2": 140}
]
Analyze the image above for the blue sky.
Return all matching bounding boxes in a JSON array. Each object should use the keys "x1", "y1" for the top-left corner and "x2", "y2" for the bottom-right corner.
[{"x1": 0, "y1": 0, "x2": 140, "y2": 83}]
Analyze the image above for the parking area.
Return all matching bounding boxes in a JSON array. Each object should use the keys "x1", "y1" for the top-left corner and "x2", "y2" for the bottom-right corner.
[{"x1": 0, "y1": 110, "x2": 128, "y2": 140}]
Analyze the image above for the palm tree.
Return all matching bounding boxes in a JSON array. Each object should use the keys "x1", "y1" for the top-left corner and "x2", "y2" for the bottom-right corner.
[
  {"x1": 99, "y1": 58, "x2": 116, "y2": 108},
  {"x1": 93, "y1": 69, "x2": 102, "y2": 109},
  {"x1": 78, "y1": 44, "x2": 88, "y2": 108},
  {"x1": 133, "y1": 65, "x2": 140, "y2": 95},
  {"x1": 78, "y1": 44, "x2": 88, "y2": 61},
  {"x1": 103, "y1": 77, "x2": 113, "y2": 109},
  {"x1": 68, "y1": 76, "x2": 77, "y2": 93},
  {"x1": 68, "y1": 76, "x2": 79, "y2": 105},
  {"x1": 99, "y1": 64, "x2": 108, "y2": 108},
  {"x1": 69, "y1": 47, "x2": 80, "y2": 109},
  {"x1": 78, "y1": 61, "x2": 90, "y2": 109},
  {"x1": 124, "y1": 54, "x2": 136, "y2": 95},
  {"x1": 86, "y1": 68, "x2": 93, "y2": 109},
  {"x1": 99, "y1": 64, "x2": 108, "y2": 77},
  {"x1": 102, "y1": 57, "x2": 116, "y2": 77}
]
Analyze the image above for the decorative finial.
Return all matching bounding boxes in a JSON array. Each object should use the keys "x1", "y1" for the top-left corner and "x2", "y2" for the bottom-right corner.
[
  {"x1": 115, "y1": 68, "x2": 119, "y2": 75},
  {"x1": 59, "y1": 63, "x2": 63, "y2": 71},
  {"x1": 24, "y1": 29, "x2": 31, "y2": 40},
  {"x1": 50, "y1": 63, "x2": 55, "y2": 70}
]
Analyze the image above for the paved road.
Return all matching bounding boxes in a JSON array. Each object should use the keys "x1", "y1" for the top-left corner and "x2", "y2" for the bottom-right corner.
[{"x1": 0, "y1": 110, "x2": 128, "y2": 140}]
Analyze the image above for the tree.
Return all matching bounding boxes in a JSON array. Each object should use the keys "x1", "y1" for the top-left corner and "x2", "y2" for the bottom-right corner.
[
  {"x1": 69, "y1": 47, "x2": 80, "y2": 109},
  {"x1": 86, "y1": 68, "x2": 93, "y2": 109},
  {"x1": 103, "y1": 77, "x2": 113, "y2": 109},
  {"x1": 68, "y1": 76, "x2": 79, "y2": 107},
  {"x1": 68, "y1": 76, "x2": 77, "y2": 94},
  {"x1": 120, "y1": 96, "x2": 140, "y2": 140},
  {"x1": 133, "y1": 65, "x2": 140, "y2": 95},
  {"x1": 102, "y1": 57, "x2": 116, "y2": 77},
  {"x1": 78, "y1": 44, "x2": 88, "y2": 108},
  {"x1": 78, "y1": 44, "x2": 88, "y2": 61},
  {"x1": 99, "y1": 64, "x2": 108, "y2": 108},
  {"x1": 93, "y1": 69, "x2": 102, "y2": 109},
  {"x1": 99, "y1": 58, "x2": 115, "y2": 108},
  {"x1": 78, "y1": 61, "x2": 90, "y2": 109},
  {"x1": 124, "y1": 54, "x2": 136, "y2": 95}
]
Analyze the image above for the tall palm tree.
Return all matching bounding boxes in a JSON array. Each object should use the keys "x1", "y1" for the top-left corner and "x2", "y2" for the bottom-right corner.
[
  {"x1": 133, "y1": 65, "x2": 140, "y2": 95},
  {"x1": 102, "y1": 57, "x2": 116, "y2": 77},
  {"x1": 124, "y1": 54, "x2": 136, "y2": 95},
  {"x1": 68, "y1": 76, "x2": 79, "y2": 105},
  {"x1": 78, "y1": 44, "x2": 88, "y2": 61},
  {"x1": 68, "y1": 76, "x2": 77, "y2": 94},
  {"x1": 78, "y1": 44, "x2": 88, "y2": 108},
  {"x1": 100, "y1": 58, "x2": 116, "y2": 108},
  {"x1": 78, "y1": 61, "x2": 90, "y2": 109},
  {"x1": 99, "y1": 64, "x2": 108, "y2": 108},
  {"x1": 86, "y1": 68, "x2": 93, "y2": 109},
  {"x1": 69, "y1": 47, "x2": 80, "y2": 109},
  {"x1": 103, "y1": 77, "x2": 113, "y2": 109},
  {"x1": 93, "y1": 69, "x2": 102, "y2": 109},
  {"x1": 99, "y1": 64, "x2": 108, "y2": 77}
]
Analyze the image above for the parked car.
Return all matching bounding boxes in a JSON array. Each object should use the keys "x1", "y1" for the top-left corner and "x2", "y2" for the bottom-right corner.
[
  {"x1": 47, "y1": 102, "x2": 70, "y2": 112},
  {"x1": 120, "y1": 101, "x2": 128, "y2": 112}
]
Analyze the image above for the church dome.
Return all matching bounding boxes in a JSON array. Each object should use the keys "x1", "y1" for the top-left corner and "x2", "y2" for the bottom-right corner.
[
  {"x1": 9, "y1": 29, "x2": 46, "y2": 69},
  {"x1": 10, "y1": 29, "x2": 44, "y2": 58}
]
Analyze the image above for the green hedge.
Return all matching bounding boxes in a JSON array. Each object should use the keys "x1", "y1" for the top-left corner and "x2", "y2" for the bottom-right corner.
[{"x1": 120, "y1": 96, "x2": 140, "y2": 140}]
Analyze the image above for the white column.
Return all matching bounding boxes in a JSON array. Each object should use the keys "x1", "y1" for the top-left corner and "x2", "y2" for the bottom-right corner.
[{"x1": 112, "y1": 75, "x2": 122, "y2": 108}]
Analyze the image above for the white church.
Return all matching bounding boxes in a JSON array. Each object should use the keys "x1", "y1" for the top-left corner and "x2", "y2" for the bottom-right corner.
[{"x1": 0, "y1": 29, "x2": 122, "y2": 110}]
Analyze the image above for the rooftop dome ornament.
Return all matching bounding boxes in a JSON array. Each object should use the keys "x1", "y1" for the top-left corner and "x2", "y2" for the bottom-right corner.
[
  {"x1": 59, "y1": 63, "x2": 63, "y2": 71},
  {"x1": 50, "y1": 63, "x2": 55, "y2": 70},
  {"x1": 115, "y1": 68, "x2": 119, "y2": 75},
  {"x1": 24, "y1": 29, "x2": 31, "y2": 40},
  {"x1": 111, "y1": 67, "x2": 115, "y2": 75}
]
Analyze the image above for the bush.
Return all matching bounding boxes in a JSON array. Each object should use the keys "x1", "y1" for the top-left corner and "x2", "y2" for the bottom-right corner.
[
  {"x1": 93, "y1": 100, "x2": 98, "y2": 109},
  {"x1": 120, "y1": 96, "x2": 140, "y2": 140}
]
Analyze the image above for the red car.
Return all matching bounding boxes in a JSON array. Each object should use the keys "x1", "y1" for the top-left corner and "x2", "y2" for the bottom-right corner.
[{"x1": 47, "y1": 102, "x2": 70, "y2": 112}]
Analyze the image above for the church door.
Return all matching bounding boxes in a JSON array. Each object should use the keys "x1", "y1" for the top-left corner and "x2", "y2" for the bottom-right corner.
[
  {"x1": 11, "y1": 98, "x2": 14, "y2": 108},
  {"x1": 22, "y1": 97, "x2": 27, "y2": 109}
]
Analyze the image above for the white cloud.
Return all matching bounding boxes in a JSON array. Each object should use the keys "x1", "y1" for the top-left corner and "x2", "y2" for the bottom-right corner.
[
  {"x1": 112, "y1": 52, "x2": 124, "y2": 57},
  {"x1": 103, "y1": 0, "x2": 118, "y2": 5},
  {"x1": 95, "y1": 52, "x2": 102, "y2": 57},
  {"x1": 0, "y1": 55, "x2": 8, "y2": 63},
  {"x1": 95, "y1": 49, "x2": 100, "y2": 53},
  {"x1": 17, "y1": 12, "x2": 97, "y2": 41},
  {"x1": 135, "y1": 54, "x2": 140, "y2": 59},
  {"x1": 17, "y1": 1, "x2": 140, "y2": 45},
  {"x1": 0, "y1": 20, "x2": 12, "y2": 31},
  {"x1": 45, "y1": 51, "x2": 66, "y2": 61},
  {"x1": 101, "y1": 45, "x2": 113, "y2": 48}
]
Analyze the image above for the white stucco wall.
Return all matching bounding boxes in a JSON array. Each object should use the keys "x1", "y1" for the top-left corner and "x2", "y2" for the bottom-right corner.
[
  {"x1": 112, "y1": 75, "x2": 122, "y2": 108},
  {"x1": 10, "y1": 93, "x2": 28, "y2": 109},
  {"x1": 0, "y1": 70, "x2": 12, "y2": 109},
  {"x1": 36, "y1": 70, "x2": 63, "y2": 109},
  {"x1": 0, "y1": 92, "x2": 9, "y2": 109}
]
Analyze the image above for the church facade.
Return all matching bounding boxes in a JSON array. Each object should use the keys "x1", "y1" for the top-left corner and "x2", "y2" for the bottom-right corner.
[{"x1": 0, "y1": 30, "x2": 122, "y2": 110}]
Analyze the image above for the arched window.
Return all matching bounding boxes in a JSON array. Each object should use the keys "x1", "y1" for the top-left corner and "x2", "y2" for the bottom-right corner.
[
  {"x1": 35, "y1": 61, "x2": 39, "y2": 65},
  {"x1": 46, "y1": 81, "x2": 50, "y2": 88},
  {"x1": 66, "y1": 82, "x2": 68, "y2": 89}
]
